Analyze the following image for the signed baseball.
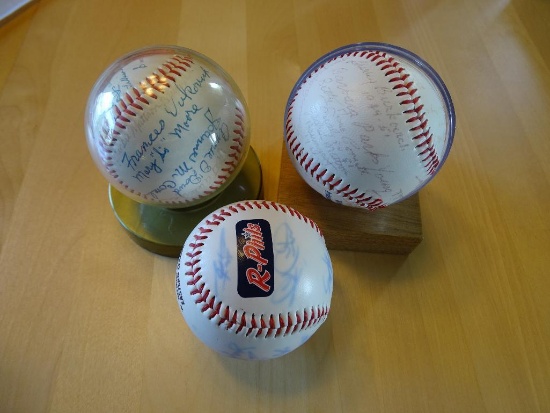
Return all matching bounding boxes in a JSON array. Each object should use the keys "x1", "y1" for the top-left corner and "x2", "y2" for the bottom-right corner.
[
  {"x1": 175, "y1": 200, "x2": 333, "y2": 360},
  {"x1": 285, "y1": 43, "x2": 455, "y2": 209},
  {"x1": 86, "y1": 45, "x2": 250, "y2": 208}
]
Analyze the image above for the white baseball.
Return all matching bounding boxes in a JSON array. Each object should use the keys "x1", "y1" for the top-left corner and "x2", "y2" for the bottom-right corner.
[
  {"x1": 285, "y1": 46, "x2": 454, "y2": 209},
  {"x1": 175, "y1": 200, "x2": 333, "y2": 360},
  {"x1": 86, "y1": 46, "x2": 249, "y2": 207}
]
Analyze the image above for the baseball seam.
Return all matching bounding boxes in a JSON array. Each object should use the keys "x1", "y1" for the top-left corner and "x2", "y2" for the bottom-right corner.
[
  {"x1": 180, "y1": 200, "x2": 330, "y2": 339},
  {"x1": 97, "y1": 55, "x2": 245, "y2": 204},
  {"x1": 285, "y1": 50, "x2": 440, "y2": 209}
]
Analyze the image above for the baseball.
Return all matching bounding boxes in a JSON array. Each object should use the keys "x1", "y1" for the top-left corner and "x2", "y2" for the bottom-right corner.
[
  {"x1": 284, "y1": 43, "x2": 455, "y2": 209},
  {"x1": 85, "y1": 45, "x2": 250, "y2": 208},
  {"x1": 175, "y1": 200, "x2": 333, "y2": 360}
]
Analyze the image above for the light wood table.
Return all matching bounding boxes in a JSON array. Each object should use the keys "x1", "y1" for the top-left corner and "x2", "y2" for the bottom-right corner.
[{"x1": 1, "y1": 1, "x2": 549, "y2": 411}]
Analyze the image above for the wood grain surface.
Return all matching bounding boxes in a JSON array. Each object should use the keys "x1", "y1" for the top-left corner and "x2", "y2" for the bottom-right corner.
[{"x1": 1, "y1": 0, "x2": 549, "y2": 412}]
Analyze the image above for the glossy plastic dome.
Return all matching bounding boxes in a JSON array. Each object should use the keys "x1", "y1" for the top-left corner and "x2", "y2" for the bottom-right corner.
[{"x1": 86, "y1": 45, "x2": 251, "y2": 208}]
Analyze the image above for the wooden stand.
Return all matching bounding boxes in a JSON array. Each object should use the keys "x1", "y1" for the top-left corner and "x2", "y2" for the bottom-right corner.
[{"x1": 277, "y1": 150, "x2": 423, "y2": 254}]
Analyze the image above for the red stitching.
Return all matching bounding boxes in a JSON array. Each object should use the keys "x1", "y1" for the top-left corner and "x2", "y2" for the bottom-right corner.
[
  {"x1": 99, "y1": 55, "x2": 194, "y2": 152},
  {"x1": 181, "y1": 201, "x2": 328, "y2": 338},
  {"x1": 204, "y1": 105, "x2": 247, "y2": 195},
  {"x1": 96, "y1": 55, "x2": 248, "y2": 205},
  {"x1": 286, "y1": 49, "x2": 441, "y2": 208}
]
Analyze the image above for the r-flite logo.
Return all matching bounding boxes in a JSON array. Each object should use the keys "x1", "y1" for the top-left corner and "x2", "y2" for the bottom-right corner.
[{"x1": 236, "y1": 219, "x2": 274, "y2": 297}]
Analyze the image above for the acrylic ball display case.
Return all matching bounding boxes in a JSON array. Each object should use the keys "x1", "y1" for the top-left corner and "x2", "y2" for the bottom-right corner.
[
  {"x1": 85, "y1": 45, "x2": 262, "y2": 256},
  {"x1": 278, "y1": 43, "x2": 456, "y2": 254}
]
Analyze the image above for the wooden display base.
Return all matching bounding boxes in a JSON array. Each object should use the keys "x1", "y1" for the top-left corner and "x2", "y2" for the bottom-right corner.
[{"x1": 277, "y1": 150, "x2": 422, "y2": 254}]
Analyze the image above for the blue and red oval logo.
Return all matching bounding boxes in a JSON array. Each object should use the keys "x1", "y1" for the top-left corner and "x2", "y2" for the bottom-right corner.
[{"x1": 236, "y1": 219, "x2": 274, "y2": 297}]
